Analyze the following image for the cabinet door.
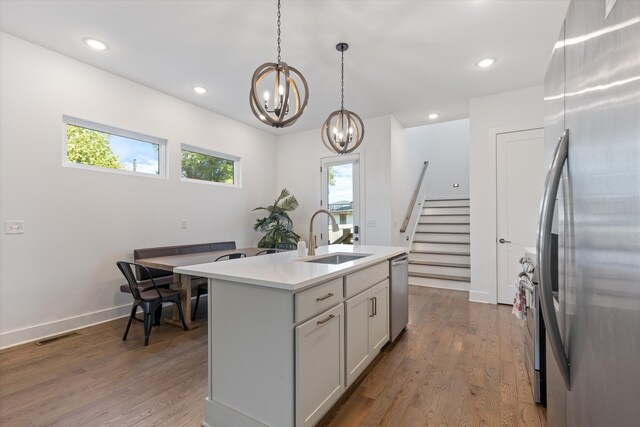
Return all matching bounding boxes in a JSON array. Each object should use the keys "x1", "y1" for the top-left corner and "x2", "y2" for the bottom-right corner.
[
  {"x1": 296, "y1": 304, "x2": 345, "y2": 427},
  {"x1": 345, "y1": 289, "x2": 372, "y2": 387},
  {"x1": 370, "y1": 279, "x2": 389, "y2": 354}
]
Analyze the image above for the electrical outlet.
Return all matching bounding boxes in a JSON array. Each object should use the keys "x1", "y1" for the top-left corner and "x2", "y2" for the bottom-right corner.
[
  {"x1": 5, "y1": 220, "x2": 24, "y2": 234},
  {"x1": 181, "y1": 219, "x2": 188, "y2": 230}
]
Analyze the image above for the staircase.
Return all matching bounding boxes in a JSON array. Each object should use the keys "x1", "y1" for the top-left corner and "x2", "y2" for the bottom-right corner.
[{"x1": 408, "y1": 198, "x2": 471, "y2": 291}]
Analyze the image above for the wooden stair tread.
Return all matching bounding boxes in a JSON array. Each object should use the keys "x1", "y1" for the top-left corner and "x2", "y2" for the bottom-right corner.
[
  {"x1": 425, "y1": 198, "x2": 470, "y2": 202},
  {"x1": 408, "y1": 272, "x2": 471, "y2": 282},
  {"x1": 413, "y1": 240, "x2": 469, "y2": 245},
  {"x1": 409, "y1": 261, "x2": 470, "y2": 268},
  {"x1": 415, "y1": 231, "x2": 470, "y2": 235},
  {"x1": 419, "y1": 222, "x2": 470, "y2": 225},
  {"x1": 421, "y1": 214, "x2": 469, "y2": 217},
  {"x1": 422, "y1": 205, "x2": 470, "y2": 209},
  {"x1": 410, "y1": 250, "x2": 471, "y2": 256}
]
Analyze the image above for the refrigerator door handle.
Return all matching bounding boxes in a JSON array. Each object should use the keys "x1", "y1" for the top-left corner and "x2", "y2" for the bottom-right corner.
[{"x1": 537, "y1": 129, "x2": 571, "y2": 389}]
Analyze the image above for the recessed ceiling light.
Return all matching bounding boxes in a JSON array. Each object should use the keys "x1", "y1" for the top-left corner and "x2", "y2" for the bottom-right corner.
[
  {"x1": 192, "y1": 86, "x2": 208, "y2": 94},
  {"x1": 83, "y1": 38, "x2": 108, "y2": 51},
  {"x1": 428, "y1": 113, "x2": 439, "y2": 120},
  {"x1": 477, "y1": 58, "x2": 496, "y2": 68}
]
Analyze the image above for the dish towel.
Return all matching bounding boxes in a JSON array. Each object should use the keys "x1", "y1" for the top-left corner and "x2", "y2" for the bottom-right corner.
[{"x1": 512, "y1": 275, "x2": 527, "y2": 319}]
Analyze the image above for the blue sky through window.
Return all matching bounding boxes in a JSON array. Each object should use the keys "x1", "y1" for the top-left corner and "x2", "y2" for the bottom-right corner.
[
  {"x1": 109, "y1": 135, "x2": 159, "y2": 174},
  {"x1": 328, "y1": 163, "x2": 353, "y2": 204}
]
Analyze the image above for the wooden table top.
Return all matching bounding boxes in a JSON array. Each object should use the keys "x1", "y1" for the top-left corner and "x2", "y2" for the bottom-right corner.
[{"x1": 136, "y1": 247, "x2": 265, "y2": 271}]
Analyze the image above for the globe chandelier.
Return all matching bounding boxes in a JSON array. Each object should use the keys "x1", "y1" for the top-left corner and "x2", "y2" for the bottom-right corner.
[
  {"x1": 249, "y1": 0, "x2": 309, "y2": 128},
  {"x1": 321, "y1": 42, "x2": 364, "y2": 154}
]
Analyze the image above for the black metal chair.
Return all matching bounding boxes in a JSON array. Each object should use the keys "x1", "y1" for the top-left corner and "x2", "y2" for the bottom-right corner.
[
  {"x1": 117, "y1": 261, "x2": 188, "y2": 346},
  {"x1": 192, "y1": 252, "x2": 247, "y2": 321},
  {"x1": 255, "y1": 249, "x2": 279, "y2": 256}
]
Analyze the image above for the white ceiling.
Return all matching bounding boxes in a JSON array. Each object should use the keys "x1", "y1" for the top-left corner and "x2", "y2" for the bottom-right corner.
[{"x1": 0, "y1": 0, "x2": 569, "y2": 134}]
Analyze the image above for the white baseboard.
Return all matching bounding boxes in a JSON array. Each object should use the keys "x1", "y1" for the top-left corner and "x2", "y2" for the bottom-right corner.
[
  {"x1": 468, "y1": 290, "x2": 493, "y2": 304},
  {"x1": 409, "y1": 277, "x2": 470, "y2": 292},
  {"x1": 0, "y1": 304, "x2": 132, "y2": 350}
]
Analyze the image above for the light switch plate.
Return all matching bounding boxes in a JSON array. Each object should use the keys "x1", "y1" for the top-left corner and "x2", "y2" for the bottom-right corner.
[
  {"x1": 181, "y1": 219, "x2": 188, "y2": 230},
  {"x1": 6, "y1": 220, "x2": 24, "y2": 234},
  {"x1": 367, "y1": 219, "x2": 376, "y2": 227}
]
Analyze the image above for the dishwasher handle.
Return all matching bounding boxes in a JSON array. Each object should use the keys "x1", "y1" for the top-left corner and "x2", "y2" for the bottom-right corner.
[{"x1": 391, "y1": 255, "x2": 408, "y2": 266}]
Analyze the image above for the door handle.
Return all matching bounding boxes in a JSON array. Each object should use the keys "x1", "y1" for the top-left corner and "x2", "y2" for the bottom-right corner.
[
  {"x1": 537, "y1": 129, "x2": 570, "y2": 389},
  {"x1": 499, "y1": 238, "x2": 511, "y2": 244}
]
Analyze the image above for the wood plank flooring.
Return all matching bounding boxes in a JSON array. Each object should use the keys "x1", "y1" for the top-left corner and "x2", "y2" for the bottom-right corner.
[
  {"x1": 0, "y1": 287, "x2": 545, "y2": 426},
  {"x1": 323, "y1": 287, "x2": 546, "y2": 427}
]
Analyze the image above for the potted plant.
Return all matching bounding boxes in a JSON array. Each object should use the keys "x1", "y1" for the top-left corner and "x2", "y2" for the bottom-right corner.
[{"x1": 253, "y1": 188, "x2": 301, "y2": 248}]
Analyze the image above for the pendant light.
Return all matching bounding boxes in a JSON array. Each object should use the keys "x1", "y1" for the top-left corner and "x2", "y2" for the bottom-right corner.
[
  {"x1": 321, "y1": 42, "x2": 364, "y2": 154},
  {"x1": 249, "y1": 0, "x2": 309, "y2": 128}
]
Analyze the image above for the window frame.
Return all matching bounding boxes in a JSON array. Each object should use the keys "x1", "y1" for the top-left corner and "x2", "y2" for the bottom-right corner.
[
  {"x1": 180, "y1": 143, "x2": 241, "y2": 188},
  {"x1": 62, "y1": 115, "x2": 167, "y2": 179}
]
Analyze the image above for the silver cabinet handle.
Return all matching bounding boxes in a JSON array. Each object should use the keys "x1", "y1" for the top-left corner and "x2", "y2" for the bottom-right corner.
[
  {"x1": 537, "y1": 129, "x2": 571, "y2": 388},
  {"x1": 316, "y1": 292, "x2": 334, "y2": 302},
  {"x1": 370, "y1": 298, "x2": 375, "y2": 317},
  {"x1": 374, "y1": 296, "x2": 377, "y2": 316},
  {"x1": 499, "y1": 238, "x2": 511, "y2": 244},
  {"x1": 316, "y1": 314, "x2": 335, "y2": 325}
]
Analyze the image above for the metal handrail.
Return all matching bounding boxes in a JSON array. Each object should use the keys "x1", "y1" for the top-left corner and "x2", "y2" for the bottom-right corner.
[{"x1": 400, "y1": 161, "x2": 429, "y2": 233}]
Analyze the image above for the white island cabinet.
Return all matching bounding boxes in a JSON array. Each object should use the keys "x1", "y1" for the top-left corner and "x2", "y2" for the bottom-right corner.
[{"x1": 175, "y1": 244, "x2": 407, "y2": 427}]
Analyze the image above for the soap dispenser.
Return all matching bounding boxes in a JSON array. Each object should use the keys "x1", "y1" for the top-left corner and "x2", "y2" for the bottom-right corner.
[{"x1": 297, "y1": 238, "x2": 307, "y2": 257}]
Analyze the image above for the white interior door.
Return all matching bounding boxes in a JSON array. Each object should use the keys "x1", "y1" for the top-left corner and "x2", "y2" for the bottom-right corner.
[
  {"x1": 497, "y1": 128, "x2": 544, "y2": 304},
  {"x1": 320, "y1": 155, "x2": 360, "y2": 246}
]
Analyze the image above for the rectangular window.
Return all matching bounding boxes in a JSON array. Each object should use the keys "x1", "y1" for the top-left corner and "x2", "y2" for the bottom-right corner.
[
  {"x1": 63, "y1": 116, "x2": 165, "y2": 177},
  {"x1": 181, "y1": 144, "x2": 239, "y2": 186}
]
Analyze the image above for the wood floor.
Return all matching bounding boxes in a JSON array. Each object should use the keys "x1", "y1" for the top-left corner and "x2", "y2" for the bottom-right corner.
[{"x1": 0, "y1": 287, "x2": 545, "y2": 426}]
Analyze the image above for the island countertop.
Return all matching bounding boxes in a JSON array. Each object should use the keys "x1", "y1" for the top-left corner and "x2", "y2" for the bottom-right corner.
[{"x1": 174, "y1": 244, "x2": 408, "y2": 292}]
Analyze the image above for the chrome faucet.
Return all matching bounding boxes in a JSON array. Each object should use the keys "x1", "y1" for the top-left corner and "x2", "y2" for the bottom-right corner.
[{"x1": 308, "y1": 209, "x2": 339, "y2": 256}]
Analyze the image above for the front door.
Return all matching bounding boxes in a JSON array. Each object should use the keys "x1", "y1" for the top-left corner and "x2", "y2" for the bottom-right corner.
[
  {"x1": 497, "y1": 128, "x2": 544, "y2": 304},
  {"x1": 321, "y1": 155, "x2": 360, "y2": 246}
]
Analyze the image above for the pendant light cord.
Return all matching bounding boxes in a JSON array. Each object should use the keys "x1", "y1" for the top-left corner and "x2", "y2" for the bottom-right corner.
[
  {"x1": 276, "y1": 0, "x2": 282, "y2": 64},
  {"x1": 340, "y1": 50, "x2": 345, "y2": 112}
]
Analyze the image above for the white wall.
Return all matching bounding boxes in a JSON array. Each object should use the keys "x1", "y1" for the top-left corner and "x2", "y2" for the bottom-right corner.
[
  {"x1": 0, "y1": 33, "x2": 278, "y2": 348},
  {"x1": 276, "y1": 116, "x2": 393, "y2": 247},
  {"x1": 468, "y1": 86, "x2": 544, "y2": 304},
  {"x1": 402, "y1": 119, "x2": 470, "y2": 200}
]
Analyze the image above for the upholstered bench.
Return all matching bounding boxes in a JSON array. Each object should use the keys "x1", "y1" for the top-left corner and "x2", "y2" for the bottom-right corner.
[{"x1": 119, "y1": 241, "x2": 237, "y2": 294}]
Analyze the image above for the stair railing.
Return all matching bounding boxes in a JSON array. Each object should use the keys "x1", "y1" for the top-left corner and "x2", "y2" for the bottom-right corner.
[{"x1": 400, "y1": 161, "x2": 429, "y2": 244}]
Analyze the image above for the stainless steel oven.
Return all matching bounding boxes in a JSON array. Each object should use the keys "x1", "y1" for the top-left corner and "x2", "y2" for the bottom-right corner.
[{"x1": 519, "y1": 251, "x2": 546, "y2": 405}]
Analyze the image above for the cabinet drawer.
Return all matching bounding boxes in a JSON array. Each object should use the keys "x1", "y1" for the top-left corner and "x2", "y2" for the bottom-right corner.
[
  {"x1": 345, "y1": 261, "x2": 388, "y2": 298},
  {"x1": 295, "y1": 278, "x2": 343, "y2": 323}
]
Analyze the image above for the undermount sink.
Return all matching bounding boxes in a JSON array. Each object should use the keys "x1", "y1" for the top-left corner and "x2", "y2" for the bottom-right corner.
[{"x1": 303, "y1": 253, "x2": 371, "y2": 265}]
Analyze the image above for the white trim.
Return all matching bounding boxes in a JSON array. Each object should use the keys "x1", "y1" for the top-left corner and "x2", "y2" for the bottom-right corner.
[
  {"x1": 180, "y1": 143, "x2": 242, "y2": 188},
  {"x1": 62, "y1": 115, "x2": 167, "y2": 178},
  {"x1": 0, "y1": 303, "x2": 132, "y2": 350},
  {"x1": 469, "y1": 290, "x2": 492, "y2": 304}
]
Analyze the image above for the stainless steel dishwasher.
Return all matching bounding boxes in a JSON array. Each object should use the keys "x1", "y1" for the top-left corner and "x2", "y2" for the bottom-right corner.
[{"x1": 389, "y1": 254, "x2": 409, "y2": 342}]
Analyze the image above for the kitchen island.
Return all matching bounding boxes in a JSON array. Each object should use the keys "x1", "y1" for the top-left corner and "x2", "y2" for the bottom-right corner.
[{"x1": 175, "y1": 244, "x2": 407, "y2": 427}]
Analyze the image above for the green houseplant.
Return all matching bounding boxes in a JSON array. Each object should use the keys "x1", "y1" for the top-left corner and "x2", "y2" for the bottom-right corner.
[{"x1": 253, "y1": 188, "x2": 301, "y2": 248}]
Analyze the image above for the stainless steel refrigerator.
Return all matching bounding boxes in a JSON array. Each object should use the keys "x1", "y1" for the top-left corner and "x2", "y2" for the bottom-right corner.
[{"x1": 539, "y1": 0, "x2": 640, "y2": 425}]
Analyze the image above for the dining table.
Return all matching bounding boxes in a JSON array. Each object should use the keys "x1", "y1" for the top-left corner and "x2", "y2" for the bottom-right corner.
[{"x1": 136, "y1": 247, "x2": 265, "y2": 330}]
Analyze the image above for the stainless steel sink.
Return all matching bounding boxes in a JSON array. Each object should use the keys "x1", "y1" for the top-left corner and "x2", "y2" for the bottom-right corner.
[{"x1": 303, "y1": 253, "x2": 371, "y2": 265}]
